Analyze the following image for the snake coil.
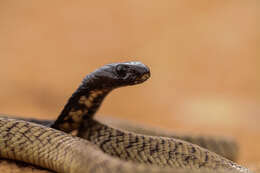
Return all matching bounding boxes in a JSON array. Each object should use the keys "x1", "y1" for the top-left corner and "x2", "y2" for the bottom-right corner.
[{"x1": 0, "y1": 62, "x2": 253, "y2": 173}]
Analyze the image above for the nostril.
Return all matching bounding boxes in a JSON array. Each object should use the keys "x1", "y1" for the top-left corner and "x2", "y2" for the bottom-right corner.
[
  {"x1": 143, "y1": 66, "x2": 150, "y2": 74},
  {"x1": 143, "y1": 69, "x2": 150, "y2": 77}
]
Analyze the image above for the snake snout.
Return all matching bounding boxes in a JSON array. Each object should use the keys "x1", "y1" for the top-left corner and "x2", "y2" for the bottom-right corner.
[
  {"x1": 133, "y1": 71, "x2": 150, "y2": 85},
  {"x1": 127, "y1": 62, "x2": 150, "y2": 85}
]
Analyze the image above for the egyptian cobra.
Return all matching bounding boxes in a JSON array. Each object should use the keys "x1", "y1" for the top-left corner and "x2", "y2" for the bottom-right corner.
[{"x1": 0, "y1": 62, "x2": 253, "y2": 173}]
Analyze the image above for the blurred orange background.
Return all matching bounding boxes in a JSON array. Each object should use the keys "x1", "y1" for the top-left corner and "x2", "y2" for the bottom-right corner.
[{"x1": 0, "y1": 0, "x2": 258, "y2": 167}]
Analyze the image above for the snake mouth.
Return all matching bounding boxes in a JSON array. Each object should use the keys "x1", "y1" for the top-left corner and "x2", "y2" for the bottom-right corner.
[{"x1": 134, "y1": 72, "x2": 150, "y2": 84}]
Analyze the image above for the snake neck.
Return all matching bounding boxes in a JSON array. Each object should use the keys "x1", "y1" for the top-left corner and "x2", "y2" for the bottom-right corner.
[
  {"x1": 51, "y1": 75, "x2": 112, "y2": 132},
  {"x1": 51, "y1": 62, "x2": 151, "y2": 133}
]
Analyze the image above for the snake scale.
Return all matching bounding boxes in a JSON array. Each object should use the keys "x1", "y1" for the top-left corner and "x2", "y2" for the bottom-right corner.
[{"x1": 0, "y1": 62, "x2": 253, "y2": 173}]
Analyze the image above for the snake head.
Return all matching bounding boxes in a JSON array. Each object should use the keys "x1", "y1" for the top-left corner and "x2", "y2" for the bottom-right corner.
[{"x1": 84, "y1": 61, "x2": 151, "y2": 89}]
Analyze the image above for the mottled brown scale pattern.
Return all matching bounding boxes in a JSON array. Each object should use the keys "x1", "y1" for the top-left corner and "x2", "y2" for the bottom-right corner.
[
  {"x1": 1, "y1": 117, "x2": 250, "y2": 173},
  {"x1": 99, "y1": 116, "x2": 239, "y2": 161},
  {"x1": 16, "y1": 116, "x2": 239, "y2": 162},
  {"x1": 1, "y1": 118, "x2": 250, "y2": 172},
  {"x1": 53, "y1": 89, "x2": 109, "y2": 133},
  {"x1": 78, "y1": 118, "x2": 250, "y2": 172}
]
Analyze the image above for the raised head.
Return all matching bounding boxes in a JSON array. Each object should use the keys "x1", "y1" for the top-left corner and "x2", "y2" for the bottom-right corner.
[{"x1": 52, "y1": 61, "x2": 151, "y2": 133}]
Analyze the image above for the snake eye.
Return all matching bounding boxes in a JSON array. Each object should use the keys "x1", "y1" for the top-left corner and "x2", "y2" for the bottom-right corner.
[{"x1": 116, "y1": 65, "x2": 129, "y2": 78}]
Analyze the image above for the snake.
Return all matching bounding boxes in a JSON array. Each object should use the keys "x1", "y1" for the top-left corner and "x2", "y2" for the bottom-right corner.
[{"x1": 0, "y1": 61, "x2": 253, "y2": 173}]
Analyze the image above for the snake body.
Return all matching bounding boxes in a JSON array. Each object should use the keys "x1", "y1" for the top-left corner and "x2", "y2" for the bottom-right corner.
[
  {"x1": 79, "y1": 118, "x2": 240, "y2": 170},
  {"x1": 0, "y1": 62, "x2": 252, "y2": 173},
  {"x1": 0, "y1": 117, "x2": 248, "y2": 173},
  {"x1": 14, "y1": 116, "x2": 238, "y2": 161},
  {"x1": 98, "y1": 116, "x2": 238, "y2": 161}
]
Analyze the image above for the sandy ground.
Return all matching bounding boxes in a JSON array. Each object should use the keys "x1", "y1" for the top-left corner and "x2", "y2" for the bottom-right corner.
[{"x1": 0, "y1": 0, "x2": 259, "y2": 172}]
